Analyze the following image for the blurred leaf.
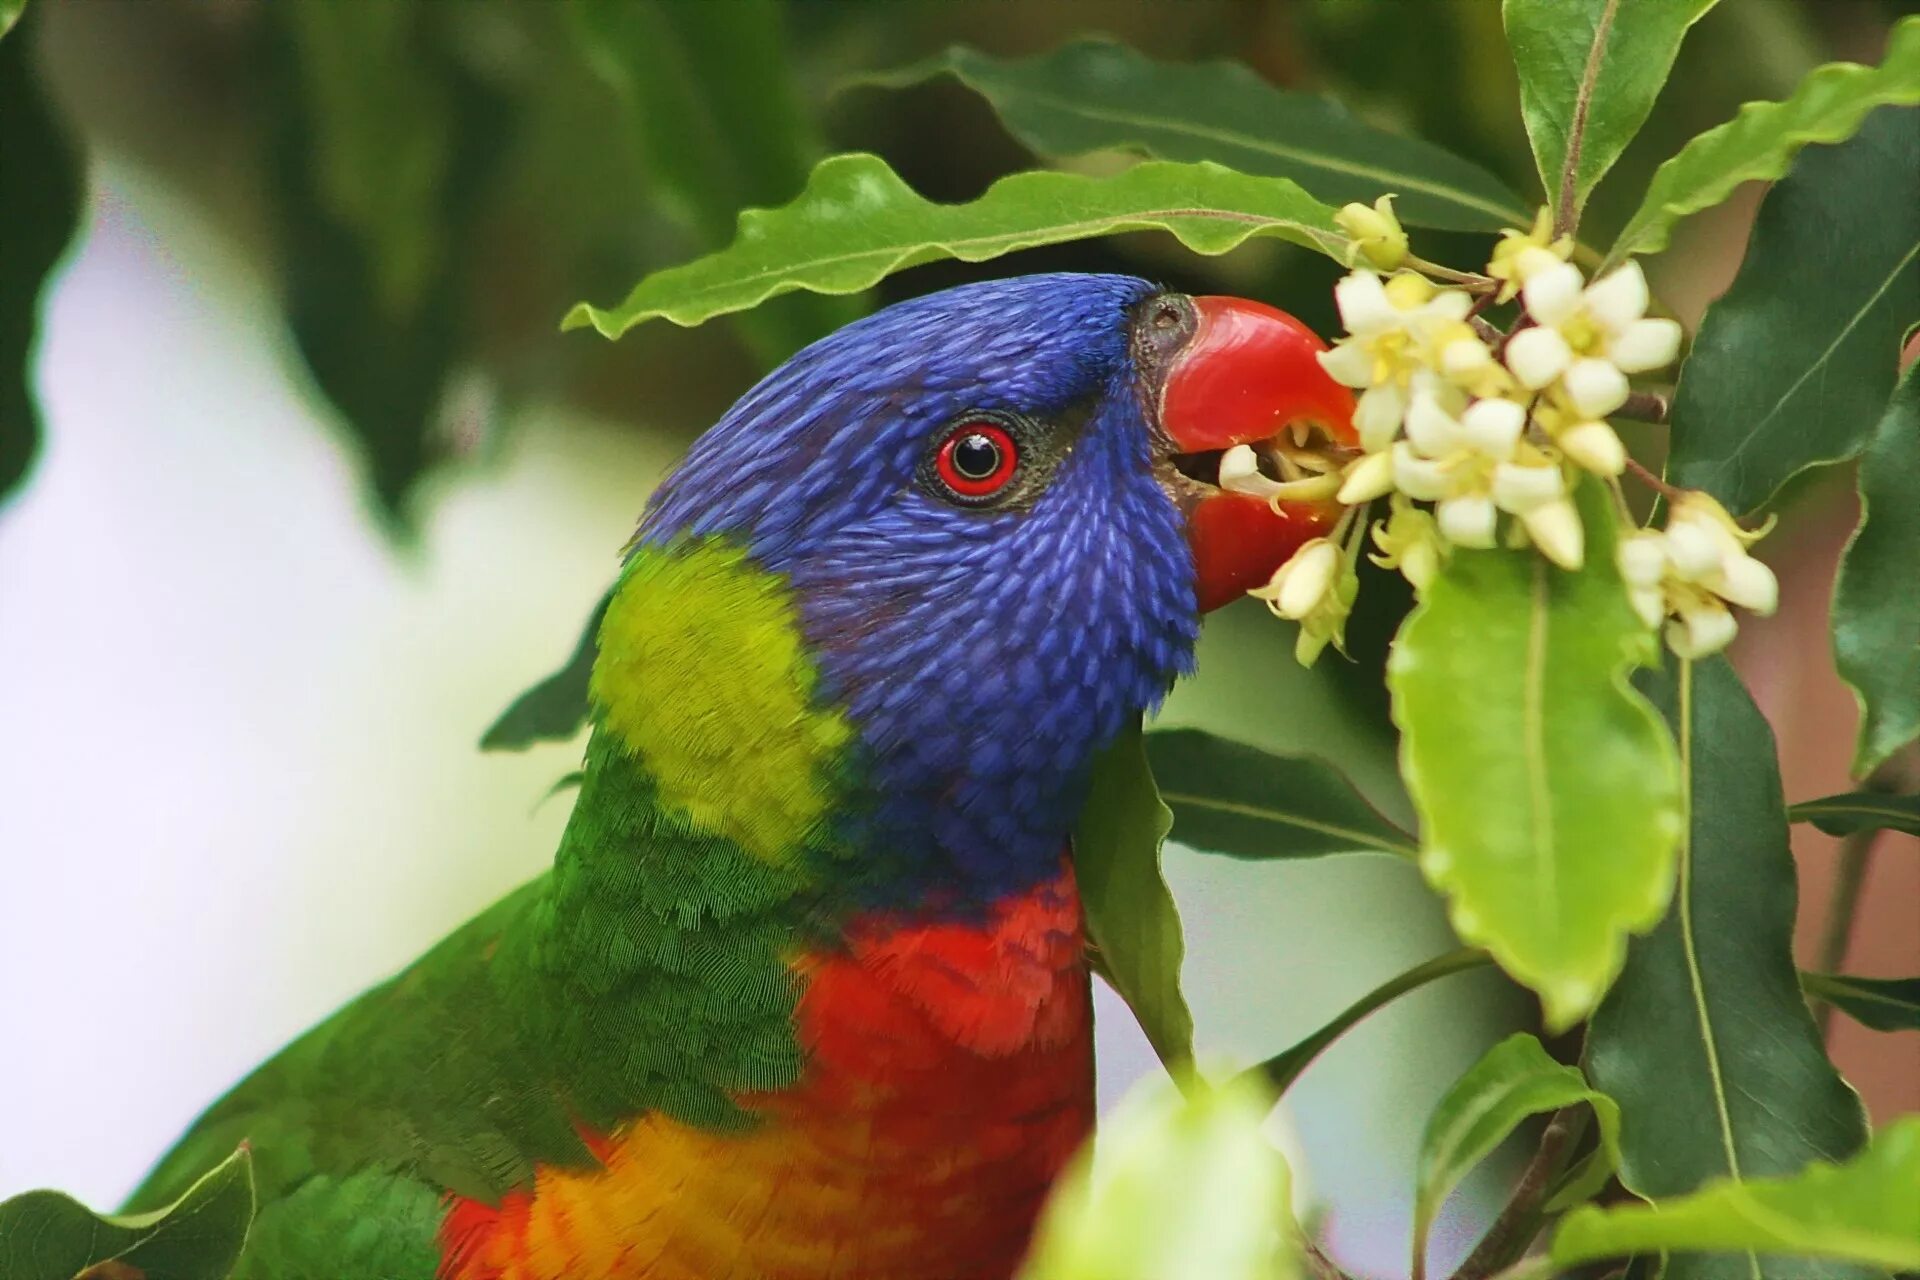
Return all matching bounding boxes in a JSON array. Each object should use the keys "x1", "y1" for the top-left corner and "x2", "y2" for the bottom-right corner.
[
  {"x1": 1833, "y1": 365, "x2": 1920, "y2": 775},
  {"x1": 1021, "y1": 1072, "x2": 1296, "y2": 1280},
  {"x1": 1608, "y1": 17, "x2": 1920, "y2": 263},
  {"x1": 1144, "y1": 728, "x2": 1416, "y2": 860},
  {"x1": 1503, "y1": 0, "x2": 1718, "y2": 224},
  {"x1": 0, "y1": 1148, "x2": 254, "y2": 1280},
  {"x1": 858, "y1": 40, "x2": 1526, "y2": 232},
  {"x1": 0, "y1": 8, "x2": 82, "y2": 504},
  {"x1": 480, "y1": 592, "x2": 609, "y2": 750},
  {"x1": 1414, "y1": 1034, "x2": 1623, "y2": 1279},
  {"x1": 1075, "y1": 720, "x2": 1193, "y2": 1070},
  {"x1": 566, "y1": 153, "x2": 1345, "y2": 339},
  {"x1": 0, "y1": 0, "x2": 23, "y2": 41},
  {"x1": 1787, "y1": 790, "x2": 1920, "y2": 837},
  {"x1": 1388, "y1": 482, "x2": 1682, "y2": 1030},
  {"x1": 570, "y1": 0, "x2": 856, "y2": 364},
  {"x1": 272, "y1": 2, "x2": 512, "y2": 527},
  {"x1": 1250, "y1": 947, "x2": 1493, "y2": 1097},
  {"x1": 1667, "y1": 105, "x2": 1919, "y2": 517},
  {"x1": 1553, "y1": 1116, "x2": 1920, "y2": 1272},
  {"x1": 1586, "y1": 657, "x2": 1871, "y2": 1280},
  {"x1": 1803, "y1": 972, "x2": 1920, "y2": 1034}
]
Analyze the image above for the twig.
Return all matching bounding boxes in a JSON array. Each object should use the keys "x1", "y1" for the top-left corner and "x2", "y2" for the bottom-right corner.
[
  {"x1": 1302, "y1": 1235, "x2": 1359, "y2": 1280},
  {"x1": 1618, "y1": 390, "x2": 1669, "y2": 424},
  {"x1": 1814, "y1": 827, "x2": 1878, "y2": 1039},
  {"x1": 1449, "y1": 1109, "x2": 1587, "y2": 1280},
  {"x1": 1623, "y1": 456, "x2": 1685, "y2": 504},
  {"x1": 1409, "y1": 254, "x2": 1499, "y2": 293}
]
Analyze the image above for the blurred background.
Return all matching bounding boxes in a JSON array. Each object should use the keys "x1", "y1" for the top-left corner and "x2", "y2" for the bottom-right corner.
[{"x1": 0, "y1": 2, "x2": 1912, "y2": 1276}]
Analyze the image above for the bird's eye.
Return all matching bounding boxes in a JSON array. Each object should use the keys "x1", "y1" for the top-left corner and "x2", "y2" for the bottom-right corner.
[{"x1": 932, "y1": 421, "x2": 1019, "y2": 502}]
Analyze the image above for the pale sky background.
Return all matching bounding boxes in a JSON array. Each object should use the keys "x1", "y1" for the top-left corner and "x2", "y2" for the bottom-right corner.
[{"x1": 0, "y1": 154, "x2": 1519, "y2": 1277}]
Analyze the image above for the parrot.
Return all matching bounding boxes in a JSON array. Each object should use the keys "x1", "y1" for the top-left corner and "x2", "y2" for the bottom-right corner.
[{"x1": 123, "y1": 273, "x2": 1356, "y2": 1280}]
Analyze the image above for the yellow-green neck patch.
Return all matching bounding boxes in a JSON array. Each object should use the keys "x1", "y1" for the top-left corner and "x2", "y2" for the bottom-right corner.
[{"x1": 590, "y1": 540, "x2": 853, "y2": 869}]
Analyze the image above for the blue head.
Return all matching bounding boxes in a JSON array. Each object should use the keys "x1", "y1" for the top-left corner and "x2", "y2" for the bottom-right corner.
[{"x1": 634, "y1": 273, "x2": 1351, "y2": 907}]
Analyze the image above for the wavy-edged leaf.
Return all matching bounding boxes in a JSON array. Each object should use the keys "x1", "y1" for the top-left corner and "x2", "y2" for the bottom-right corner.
[
  {"x1": 1833, "y1": 364, "x2": 1920, "y2": 775},
  {"x1": 1586, "y1": 657, "x2": 1871, "y2": 1280},
  {"x1": 1503, "y1": 0, "x2": 1718, "y2": 225},
  {"x1": 1608, "y1": 17, "x2": 1920, "y2": 264},
  {"x1": 858, "y1": 40, "x2": 1525, "y2": 232},
  {"x1": 566, "y1": 153, "x2": 1344, "y2": 339},
  {"x1": 1388, "y1": 482, "x2": 1682, "y2": 1030},
  {"x1": 1075, "y1": 720, "x2": 1193, "y2": 1069},
  {"x1": 1553, "y1": 1116, "x2": 1920, "y2": 1272},
  {"x1": 0, "y1": 5, "x2": 81, "y2": 504},
  {"x1": 1803, "y1": 972, "x2": 1920, "y2": 1034},
  {"x1": 480, "y1": 592, "x2": 609, "y2": 750},
  {"x1": 0, "y1": 1148, "x2": 254, "y2": 1280},
  {"x1": 1021, "y1": 1072, "x2": 1295, "y2": 1280},
  {"x1": 1667, "y1": 104, "x2": 1919, "y2": 517},
  {"x1": 1251, "y1": 948, "x2": 1493, "y2": 1096},
  {"x1": 1415, "y1": 1034, "x2": 1623, "y2": 1280},
  {"x1": 569, "y1": 0, "x2": 856, "y2": 364},
  {"x1": 1144, "y1": 728, "x2": 1416, "y2": 861},
  {"x1": 1787, "y1": 791, "x2": 1920, "y2": 838}
]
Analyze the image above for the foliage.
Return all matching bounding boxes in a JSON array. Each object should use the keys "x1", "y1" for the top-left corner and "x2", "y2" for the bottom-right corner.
[{"x1": 5, "y1": 2, "x2": 1918, "y2": 1277}]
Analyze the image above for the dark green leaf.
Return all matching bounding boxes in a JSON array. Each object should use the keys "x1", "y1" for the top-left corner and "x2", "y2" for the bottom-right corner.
[
  {"x1": 1803, "y1": 972, "x2": 1920, "y2": 1034},
  {"x1": 1503, "y1": 0, "x2": 1719, "y2": 225},
  {"x1": 1075, "y1": 720, "x2": 1193, "y2": 1070},
  {"x1": 858, "y1": 40, "x2": 1526, "y2": 232},
  {"x1": 1249, "y1": 948, "x2": 1493, "y2": 1096},
  {"x1": 1586, "y1": 656, "x2": 1871, "y2": 1280},
  {"x1": 1553, "y1": 1116, "x2": 1920, "y2": 1272},
  {"x1": 1667, "y1": 105, "x2": 1920, "y2": 516},
  {"x1": 1388, "y1": 482, "x2": 1683, "y2": 1030},
  {"x1": 1787, "y1": 791, "x2": 1920, "y2": 838},
  {"x1": 566, "y1": 153, "x2": 1345, "y2": 339},
  {"x1": 569, "y1": 0, "x2": 856, "y2": 364},
  {"x1": 271, "y1": 2, "x2": 512, "y2": 527},
  {"x1": 0, "y1": 7, "x2": 82, "y2": 503},
  {"x1": 1608, "y1": 17, "x2": 1920, "y2": 264},
  {"x1": 480, "y1": 592, "x2": 609, "y2": 750},
  {"x1": 1833, "y1": 364, "x2": 1920, "y2": 775},
  {"x1": 1415, "y1": 1034, "x2": 1623, "y2": 1280},
  {"x1": 1144, "y1": 728, "x2": 1416, "y2": 861},
  {"x1": 0, "y1": 0, "x2": 24, "y2": 42},
  {"x1": 0, "y1": 1149, "x2": 254, "y2": 1280}
]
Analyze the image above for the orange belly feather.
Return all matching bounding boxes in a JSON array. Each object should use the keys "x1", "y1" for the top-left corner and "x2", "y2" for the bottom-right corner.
[{"x1": 439, "y1": 865, "x2": 1093, "y2": 1280}]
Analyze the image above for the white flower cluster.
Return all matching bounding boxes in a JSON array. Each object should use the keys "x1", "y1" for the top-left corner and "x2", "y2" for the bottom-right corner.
[{"x1": 1253, "y1": 204, "x2": 1773, "y2": 664}]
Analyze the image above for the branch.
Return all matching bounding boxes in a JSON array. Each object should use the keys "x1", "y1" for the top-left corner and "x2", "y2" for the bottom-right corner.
[
  {"x1": 1619, "y1": 390, "x2": 1669, "y2": 424},
  {"x1": 1450, "y1": 1108, "x2": 1588, "y2": 1280}
]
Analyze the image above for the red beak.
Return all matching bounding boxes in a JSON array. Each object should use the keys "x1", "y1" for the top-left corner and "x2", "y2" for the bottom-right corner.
[{"x1": 1158, "y1": 296, "x2": 1358, "y2": 612}]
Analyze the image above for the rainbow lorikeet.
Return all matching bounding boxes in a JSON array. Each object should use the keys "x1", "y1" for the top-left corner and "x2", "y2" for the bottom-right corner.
[{"x1": 127, "y1": 274, "x2": 1355, "y2": 1279}]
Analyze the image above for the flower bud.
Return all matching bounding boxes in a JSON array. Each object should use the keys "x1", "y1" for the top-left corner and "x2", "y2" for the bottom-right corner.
[
  {"x1": 1521, "y1": 497, "x2": 1585, "y2": 570},
  {"x1": 1337, "y1": 449, "x2": 1397, "y2": 504},
  {"x1": 1335, "y1": 194, "x2": 1410, "y2": 271},
  {"x1": 1667, "y1": 602, "x2": 1739, "y2": 659},
  {"x1": 1558, "y1": 421, "x2": 1627, "y2": 476},
  {"x1": 1256, "y1": 539, "x2": 1341, "y2": 620},
  {"x1": 1437, "y1": 494, "x2": 1498, "y2": 547},
  {"x1": 1715, "y1": 553, "x2": 1779, "y2": 615}
]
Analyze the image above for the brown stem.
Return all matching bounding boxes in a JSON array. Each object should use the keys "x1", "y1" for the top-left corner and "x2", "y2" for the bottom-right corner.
[
  {"x1": 1619, "y1": 390, "x2": 1669, "y2": 424},
  {"x1": 1815, "y1": 827, "x2": 1880, "y2": 1039},
  {"x1": 1409, "y1": 254, "x2": 1499, "y2": 293},
  {"x1": 1624, "y1": 456, "x2": 1685, "y2": 504},
  {"x1": 1450, "y1": 1109, "x2": 1587, "y2": 1280},
  {"x1": 1303, "y1": 1235, "x2": 1359, "y2": 1280}
]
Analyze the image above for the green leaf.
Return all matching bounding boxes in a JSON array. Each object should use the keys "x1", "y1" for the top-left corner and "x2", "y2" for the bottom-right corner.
[
  {"x1": 1503, "y1": 0, "x2": 1719, "y2": 226},
  {"x1": 1787, "y1": 791, "x2": 1920, "y2": 838},
  {"x1": 1803, "y1": 972, "x2": 1920, "y2": 1034},
  {"x1": 566, "y1": 152, "x2": 1345, "y2": 339},
  {"x1": 1249, "y1": 948, "x2": 1494, "y2": 1096},
  {"x1": 271, "y1": 2, "x2": 511, "y2": 527},
  {"x1": 1667, "y1": 104, "x2": 1920, "y2": 517},
  {"x1": 1075, "y1": 720, "x2": 1193, "y2": 1070},
  {"x1": 1586, "y1": 657, "x2": 1871, "y2": 1280},
  {"x1": 1833, "y1": 365, "x2": 1920, "y2": 775},
  {"x1": 480, "y1": 593, "x2": 609, "y2": 750},
  {"x1": 0, "y1": 6, "x2": 82, "y2": 504},
  {"x1": 0, "y1": 0, "x2": 24, "y2": 41},
  {"x1": 569, "y1": 0, "x2": 856, "y2": 364},
  {"x1": 857, "y1": 40, "x2": 1526, "y2": 232},
  {"x1": 0, "y1": 1149, "x2": 255, "y2": 1280},
  {"x1": 1387, "y1": 482, "x2": 1683, "y2": 1030},
  {"x1": 1608, "y1": 16, "x2": 1920, "y2": 263},
  {"x1": 1414, "y1": 1034, "x2": 1623, "y2": 1280},
  {"x1": 1552, "y1": 1116, "x2": 1920, "y2": 1272},
  {"x1": 1021, "y1": 1072, "x2": 1296, "y2": 1280},
  {"x1": 1144, "y1": 728, "x2": 1416, "y2": 861}
]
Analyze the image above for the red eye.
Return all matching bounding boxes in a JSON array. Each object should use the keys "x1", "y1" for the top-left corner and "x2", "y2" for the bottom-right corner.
[{"x1": 935, "y1": 422, "x2": 1019, "y2": 500}]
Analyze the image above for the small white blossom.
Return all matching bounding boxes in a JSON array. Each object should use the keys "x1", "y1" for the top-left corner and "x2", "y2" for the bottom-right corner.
[
  {"x1": 1319, "y1": 271, "x2": 1474, "y2": 449},
  {"x1": 1514, "y1": 260, "x2": 1684, "y2": 397},
  {"x1": 1615, "y1": 494, "x2": 1778, "y2": 658},
  {"x1": 1250, "y1": 537, "x2": 1357, "y2": 665}
]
